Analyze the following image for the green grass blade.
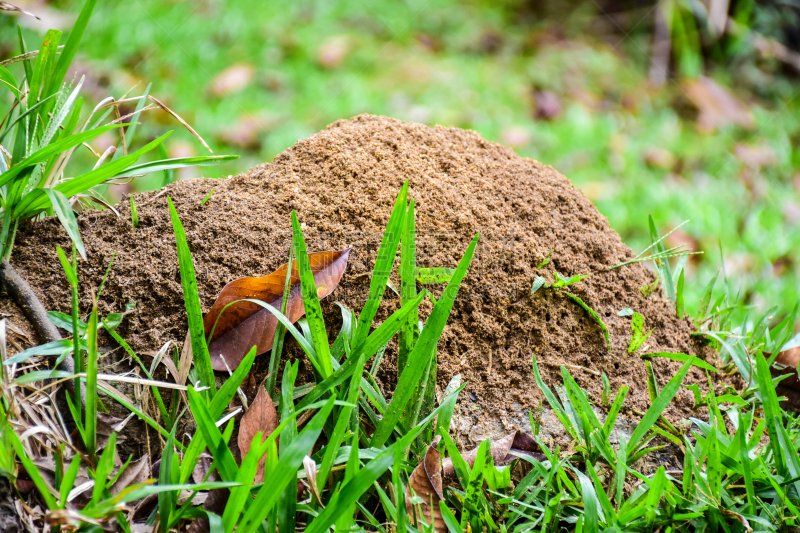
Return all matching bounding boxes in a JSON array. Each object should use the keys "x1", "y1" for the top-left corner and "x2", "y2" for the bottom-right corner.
[
  {"x1": 16, "y1": 131, "x2": 171, "y2": 218},
  {"x1": 531, "y1": 355, "x2": 576, "y2": 438},
  {"x1": 640, "y1": 352, "x2": 717, "y2": 372},
  {"x1": 111, "y1": 155, "x2": 239, "y2": 179},
  {"x1": 562, "y1": 291, "x2": 609, "y2": 348},
  {"x1": 628, "y1": 361, "x2": 692, "y2": 453},
  {"x1": 415, "y1": 267, "x2": 456, "y2": 284},
  {"x1": 602, "y1": 385, "x2": 629, "y2": 438},
  {"x1": 648, "y1": 214, "x2": 675, "y2": 301},
  {"x1": 0, "y1": 124, "x2": 124, "y2": 189},
  {"x1": 755, "y1": 350, "x2": 788, "y2": 476},
  {"x1": 398, "y1": 198, "x2": 417, "y2": 374},
  {"x1": 291, "y1": 211, "x2": 333, "y2": 378},
  {"x1": 352, "y1": 182, "x2": 408, "y2": 349},
  {"x1": 178, "y1": 346, "x2": 257, "y2": 484},
  {"x1": 44, "y1": 189, "x2": 86, "y2": 260},
  {"x1": 85, "y1": 303, "x2": 98, "y2": 454},
  {"x1": 239, "y1": 398, "x2": 336, "y2": 533},
  {"x1": 306, "y1": 399, "x2": 447, "y2": 533},
  {"x1": 371, "y1": 233, "x2": 479, "y2": 447},
  {"x1": 28, "y1": 29, "x2": 61, "y2": 103},
  {"x1": 267, "y1": 241, "x2": 294, "y2": 400},
  {"x1": 435, "y1": 374, "x2": 461, "y2": 436},
  {"x1": 736, "y1": 418, "x2": 755, "y2": 516},
  {"x1": 8, "y1": 431, "x2": 57, "y2": 509},
  {"x1": 318, "y1": 353, "x2": 366, "y2": 484},
  {"x1": 169, "y1": 197, "x2": 215, "y2": 398},
  {"x1": 46, "y1": 0, "x2": 96, "y2": 99},
  {"x1": 675, "y1": 268, "x2": 685, "y2": 318}
]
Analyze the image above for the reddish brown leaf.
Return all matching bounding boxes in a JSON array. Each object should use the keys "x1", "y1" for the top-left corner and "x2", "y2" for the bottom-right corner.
[
  {"x1": 441, "y1": 431, "x2": 544, "y2": 482},
  {"x1": 205, "y1": 248, "x2": 351, "y2": 371},
  {"x1": 210, "y1": 64, "x2": 254, "y2": 97},
  {"x1": 238, "y1": 385, "x2": 278, "y2": 483},
  {"x1": 683, "y1": 77, "x2": 754, "y2": 132},
  {"x1": 405, "y1": 438, "x2": 446, "y2": 533},
  {"x1": 763, "y1": 348, "x2": 800, "y2": 411}
]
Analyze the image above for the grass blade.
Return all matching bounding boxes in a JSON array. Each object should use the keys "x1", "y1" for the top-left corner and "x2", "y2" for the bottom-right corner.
[
  {"x1": 628, "y1": 360, "x2": 692, "y2": 452},
  {"x1": 46, "y1": 0, "x2": 96, "y2": 99},
  {"x1": 371, "y1": 233, "x2": 479, "y2": 447},
  {"x1": 352, "y1": 182, "x2": 408, "y2": 349},
  {"x1": 291, "y1": 211, "x2": 333, "y2": 378},
  {"x1": 85, "y1": 303, "x2": 98, "y2": 454},
  {"x1": 398, "y1": 198, "x2": 418, "y2": 373},
  {"x1": 562, "y1": 291, "x2": 609, "y2": 348},
  {"x1": 169, "y1": 197, "x2": 216, "y2": 398}
]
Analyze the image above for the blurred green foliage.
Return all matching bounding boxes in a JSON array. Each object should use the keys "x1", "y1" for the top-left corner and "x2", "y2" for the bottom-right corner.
[{"x1": 2, "y1": 0, "x2": 799, "y2": 321}]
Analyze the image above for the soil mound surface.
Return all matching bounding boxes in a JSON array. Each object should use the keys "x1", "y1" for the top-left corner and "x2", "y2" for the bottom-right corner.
[{"x1": 5, "y1": 114, "x2": 719, "y2": 445}]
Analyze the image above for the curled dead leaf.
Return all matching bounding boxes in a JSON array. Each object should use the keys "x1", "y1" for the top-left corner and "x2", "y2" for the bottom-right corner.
[
  {"x1": 441, "y1": 431, "x2": 544, "y2": 482},
  {"x1": 682, "y1": 77, "x2": 754, "y2": 132},
  {"x1": 405, "y1": 437, "x2": 446, "y2": 533},
  {"x1": 237, "y1": 385, "x2": 278, "y2": 483},
  {"x1": 210, "y1": 64, "x2": 254, "y2": 97},
  {"x1": 765, "y1": 348, "x2": 800, "y2": 407},
  {"x1": 205, "y1": 248, "x2": 351, "y2": 371}
]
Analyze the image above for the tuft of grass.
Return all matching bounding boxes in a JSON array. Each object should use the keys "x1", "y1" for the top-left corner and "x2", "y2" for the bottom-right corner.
[{"x1": 130, "y1": 194, "x2": 139, "y2": 228}]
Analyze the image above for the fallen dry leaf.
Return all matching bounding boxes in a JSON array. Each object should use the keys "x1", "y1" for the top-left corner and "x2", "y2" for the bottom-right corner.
[
  {"x1": 238, "y1": 385, "x2": 278, "y2": 483},
  {"x1": 217, "y1": 114, "x2": 275, "y2": 150},
  {"x1": 317, "y1": 36, "x2": 349, "y2": 69},
  {"x1": 642, "y1": 147, "x2": 676, "y2": 170},
  {"x1": 764, "y1": 348, "x2": 800, "y2": 411},
  {"x1": 441, "y1": 431, "x2": 544, "y2": 482},
  {"x1": 110, "y1": 456, "x2": 150, "y2": 496},
  {"x1": 405, "y1": 438, "x2": 446, "y2": 533},
  {"x1": 205, "y1": 248, "x2": 351, "y2": 371},
  {"x1": 682, "y1": 77, "x2": 754, "y2": 132},
  {"x1": 210, "y1": 64, "x2": 254, "y2": 97},
  {"x1": 532, "y1": 90, "x2": 561, "y2": 121},
  {"x1": 735, "y1": 143, "x2": 777, "y2": 169}
]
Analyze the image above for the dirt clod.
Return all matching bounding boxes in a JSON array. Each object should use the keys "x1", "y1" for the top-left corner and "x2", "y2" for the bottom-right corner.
[{"x1": 6, "y1": 114, "x2": 721, "y2": 447}]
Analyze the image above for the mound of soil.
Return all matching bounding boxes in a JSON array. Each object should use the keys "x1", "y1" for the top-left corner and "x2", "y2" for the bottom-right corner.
[{"x1": 5, "y1": 114, "x2": 723, "y2": 446}]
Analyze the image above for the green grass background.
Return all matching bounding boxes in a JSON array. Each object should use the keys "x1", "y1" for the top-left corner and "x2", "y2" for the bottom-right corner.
[{"x1": 3, "y1": 0, "x2": 799, "y2": 321}]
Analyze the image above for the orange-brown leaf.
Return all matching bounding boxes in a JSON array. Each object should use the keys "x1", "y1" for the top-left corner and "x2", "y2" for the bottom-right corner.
[
  {"x1": 405, "y1": 439, "x2": 446, "y2": 533},
  {"x1": 238, "y1": 385, "x2": 278, "y2": 484},
  {"x1": 205, "y1": 248, "x2": 350, "y2": 371}
]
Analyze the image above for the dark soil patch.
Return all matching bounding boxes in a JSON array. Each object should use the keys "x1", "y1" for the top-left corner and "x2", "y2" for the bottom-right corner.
[{"x1": 5, "y1": 114, "x2": 727, "y2": 450}]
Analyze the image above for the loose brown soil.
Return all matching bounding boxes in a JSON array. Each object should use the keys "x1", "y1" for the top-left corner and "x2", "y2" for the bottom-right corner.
[{"x1": 4, "y1": 114, "x2": 726, "y2": 448}]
